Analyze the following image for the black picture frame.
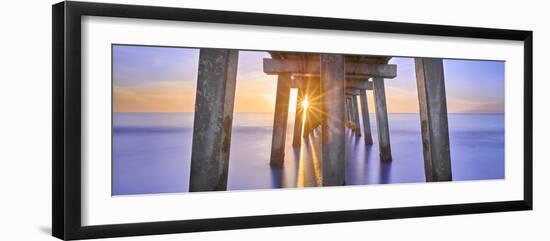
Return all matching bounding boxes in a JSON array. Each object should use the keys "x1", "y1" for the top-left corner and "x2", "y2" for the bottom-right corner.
[{"x1": 52, "y1": 1, "x2": 533, "y2": 240}]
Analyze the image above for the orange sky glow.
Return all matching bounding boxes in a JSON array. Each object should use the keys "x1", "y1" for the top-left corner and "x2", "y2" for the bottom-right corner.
[{"x1": 113, "y1": 46, "x2": 504, "y2": 114}]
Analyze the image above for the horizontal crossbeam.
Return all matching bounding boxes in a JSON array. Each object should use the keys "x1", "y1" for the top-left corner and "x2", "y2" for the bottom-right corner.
[
  {"x1": 264, "y1": 58, "x2": 397, "y2": 78},
  {"x1": 345, "y1": 88, "x2": 361, "y2": 96},
  {"x1": 291, "y1": 77, "x2": 373, "y2": 90},
  {"x1": 346, "y1": 79, "x2": 373, "y2": 90}
]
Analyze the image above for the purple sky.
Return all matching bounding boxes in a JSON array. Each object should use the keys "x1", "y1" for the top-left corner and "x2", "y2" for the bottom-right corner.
[{"x1": 113, "y1": 45, "x2": 505, "y2": 113}]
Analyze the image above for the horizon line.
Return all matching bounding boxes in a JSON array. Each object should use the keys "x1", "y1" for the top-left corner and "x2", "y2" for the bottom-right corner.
[{"x1": 112, "y1": 111, "x2": 505, "y2": 114}]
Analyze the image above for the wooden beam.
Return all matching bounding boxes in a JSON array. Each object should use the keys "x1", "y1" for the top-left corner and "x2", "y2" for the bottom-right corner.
[{"x1": 264, "y1": 58, "x2": 397, "y2": 78}]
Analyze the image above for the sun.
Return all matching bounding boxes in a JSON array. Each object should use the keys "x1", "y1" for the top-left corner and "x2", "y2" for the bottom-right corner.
[{"x1": 301, "y1": 98, "x2": 309, "y2": 109}]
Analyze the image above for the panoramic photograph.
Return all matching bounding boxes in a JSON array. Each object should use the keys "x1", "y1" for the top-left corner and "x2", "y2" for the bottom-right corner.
[{"x1": 111, "y1": 44, "x2": 505, "y2": 196}]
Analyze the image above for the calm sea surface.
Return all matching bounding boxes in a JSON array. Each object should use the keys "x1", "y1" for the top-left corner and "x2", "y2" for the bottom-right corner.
[{"x1": 112, "y1": 112, "x2": 504, "y2": 195}]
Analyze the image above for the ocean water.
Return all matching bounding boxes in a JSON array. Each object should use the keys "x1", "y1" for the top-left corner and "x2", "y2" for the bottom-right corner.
[{"x1": 112, "y1": 112, "x2": 504, "y2": 195}]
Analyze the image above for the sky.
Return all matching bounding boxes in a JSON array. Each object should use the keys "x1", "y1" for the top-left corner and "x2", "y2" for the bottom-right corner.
[{"x1": 112, "y1": 45, "x2": 504, "y2": 113}]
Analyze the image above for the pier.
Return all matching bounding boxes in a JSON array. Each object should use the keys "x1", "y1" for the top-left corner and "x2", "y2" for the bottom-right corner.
[{"x1": 189, "y1": 50, "x2": 453, "y2": 191}]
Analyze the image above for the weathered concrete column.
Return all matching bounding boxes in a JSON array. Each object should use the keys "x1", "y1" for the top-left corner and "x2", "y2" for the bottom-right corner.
[
  {"x1": 302, "y1": 79, "x2": 311, "y2": 138},
  {"x1": 359, "y1": 90, "x2": 373, "y2": 145},
  {"x1": 349, "y1": 96, "x2": 356, "y2": 125},
  {"x1": 346, "y1": 96, "x2": 356, "y2": 132},
  {"x1": 345, "y1": 95, "x2": 353, "y2": 126},
  {"x1": 311, "y1": 77, "x2": 323, "y2": 132},
  {"x1": 352, "y1": 95, "x2": 362, "y2": 137},
  {"x1": 303, "y1": 77, "x2": 321, "y2": 137},
  {"x1": 373, "y1": 77, "x2": 392, "y2": 161},
  {"x1": 292, "y1": 86, "x2": 304, "y2": 147},
  {"x1": 189, "y1": 49, "x2": 239, "y2": 192},
  {"x1": 415, "y1": 58, "x2": 452, "y2": 181},
  {"x1": 270, "y1": 73, "x2": 292, "y2": 166},
  {"x1": 344, "y1": 96, "x2": 349, "y2": 124},
  {"x1": 320, "y1": 54, "x2": 346, "y2": 186}
]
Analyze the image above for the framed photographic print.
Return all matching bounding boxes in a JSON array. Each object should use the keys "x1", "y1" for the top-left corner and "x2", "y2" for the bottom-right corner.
[{"x1": 52, "y1": 1, "x2": 533, "y2": 240}]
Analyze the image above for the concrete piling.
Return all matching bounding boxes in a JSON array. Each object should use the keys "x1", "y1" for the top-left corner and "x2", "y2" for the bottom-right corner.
[
  {"x1": 345, "y1": 95, "x2": 358, "y2": 133},
  {"x1": 320, "y1": 54, "x2": 346, "y2": 186},
  {"x1": 189, "y1": 49, "x2": 239, "y2": 192},
  {"x1": 359, "y1": 90, "x2": 373, "y2": 145},
  {"x1": 303, "y1": 77, "x2": 321, "y2": 137},
  {"x1": 415, "y1": 58, "x2": 452, "y2": 181},
  {"x1": 352, "y1": 95, "x2": 362, "y2": 137},
  {"x1": 373, "y1": 77, "x2": 392, "y2": 161},
  {"x1": 270, "y1": 73, "x2": 292, "y2": 166},
  {"x1": 302, "y1": 79, "x2": 312, "y2": 137},
  {"x1": 292, "y1": 86, "x2": 305, "y2": 147},
  {"x1": 344, "y1": 96, "x2": 351, "y2": 125}
]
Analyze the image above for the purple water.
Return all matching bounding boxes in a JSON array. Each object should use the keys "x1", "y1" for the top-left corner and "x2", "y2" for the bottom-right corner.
[{"x1": 112, "y1": 112, "x2": 504, "y2": 195}]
